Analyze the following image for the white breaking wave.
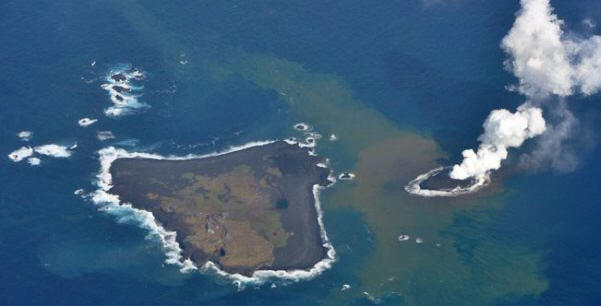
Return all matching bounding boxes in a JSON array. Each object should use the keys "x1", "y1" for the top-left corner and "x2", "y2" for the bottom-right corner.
[
  {"x1": 338, "y1": 172, "x2": 355, "y2": 181},
  {"x1": 101, "y1": 64, "x2": 148, "y2": 117},
  {"x1": 9, "y1": 142, "x2": 74, "y2": 164},
  {"x1": 290, "y1": 123, "x2": 323, "y2": 150},
  {"x1": 286, "y1": 134, "x2": 319, "y2": 149},
  {"x1": 34, "y1": 144, "x2": 73, "y2": 158},
  {"x1": 8, "y1": 146, "x2": 34, "y2": 162},
  {"x1": 97, "y1": 131, "x2": 115, "y2": 141},
  {"x1": 91, "y1": 140, "x2": 336, "y2": 286},
  {"x1": 397, "y1": 235, "x2": 410, "y2": 242},
  {"x1": 17, "y1": 131, "x2": 33, "y2": 141},
  {"x1": 27, "y1": 157, "x2": 41, "y2": 166},
  {"x1": 78, "y1": 118, "x2": 98, "y2": 127},
  {"x1": 293, "y1": 122, "x2": 311, "y2": 131}
]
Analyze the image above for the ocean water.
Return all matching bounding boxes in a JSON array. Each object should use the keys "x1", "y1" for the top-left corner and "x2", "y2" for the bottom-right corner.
[{"x1": 1, "y1": 0, "x2": 601, "y2": 305}]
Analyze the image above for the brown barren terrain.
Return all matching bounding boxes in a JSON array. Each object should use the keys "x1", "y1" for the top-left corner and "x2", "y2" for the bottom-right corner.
[{"x1": 109, "y1": 141, "x2": 330, "y2": 275}]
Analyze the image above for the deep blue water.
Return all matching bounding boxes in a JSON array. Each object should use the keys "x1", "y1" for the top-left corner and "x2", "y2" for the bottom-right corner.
[{"x1": 1, "y1": 0, "x2": 601, "y2": 305}]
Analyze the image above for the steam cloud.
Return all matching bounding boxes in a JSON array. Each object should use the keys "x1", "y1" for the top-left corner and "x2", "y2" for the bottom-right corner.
[
  {"x1": 407, "y1": 0, "x2": 601, "y2": 197},
  {"x1": 449, "y1": 106, "x2": 546, "y2": 180},
  {"x1": 502, "y1": 0, "x2": 601, "y2": 98}
]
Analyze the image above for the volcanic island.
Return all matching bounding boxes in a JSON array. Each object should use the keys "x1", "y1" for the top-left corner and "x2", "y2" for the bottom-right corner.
[{"x1": 108, "y1": 141, "x2": 332, "y2": 275}]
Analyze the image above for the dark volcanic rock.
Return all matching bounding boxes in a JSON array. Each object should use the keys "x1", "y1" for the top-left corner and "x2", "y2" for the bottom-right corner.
[
  {"x1": 108, "y1": 141, "x2": 330, "y2": 275},
  {"x1": 112, "y1": 85, "x2": 130, "y2": 93},
  {"x1": 111, "y1": 73, "x2": 127, "y2": 82}
]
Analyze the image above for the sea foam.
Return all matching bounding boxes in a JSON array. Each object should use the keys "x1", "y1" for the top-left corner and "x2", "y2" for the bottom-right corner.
[
  {"x1": 17, "y1": 131, "x2": 33, "y2": 141},
  {"x1": 9, "y1": 142, "x2": 74, "y2": 164},
  {"x1": 338, "y1": 172, "x2": 355, "y2": 181},
  {"x1": 97, "y1": 131, "x2": 115, "y2": 141},
  {"x1": 78, "y1": 118, "x2": 98, "y2": 127},
  {"x1": 27, "y1": 157, "x2": 41, "y2": 166},
  {"x1": 8, "y1": 146, "x2": 33, "y2": 162},
  {"x1": 34, "y1": 144, "x2": 73, "y2": 158},
  {"x1": 91, "y1": 140, "x2": 337, "y2": 287}
]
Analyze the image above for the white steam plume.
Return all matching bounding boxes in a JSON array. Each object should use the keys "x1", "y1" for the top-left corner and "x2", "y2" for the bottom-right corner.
[
  {"x1": 502, "y1": 0, "x2": 601, "y2": 98},
  {"x1": 449, "y1": 106, "x2": 546, "y2": 180},
  {"x1": 406, "y1": 0, "x2": 601, "y2": 197},
  {"x1": 501, "y1": 0, "x2": 573, "y2": 98}
]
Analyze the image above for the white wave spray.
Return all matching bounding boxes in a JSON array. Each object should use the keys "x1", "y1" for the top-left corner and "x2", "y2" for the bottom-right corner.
[
  {"x1": 17, "y1": 131, "x2": 33, "y2": 141},
  {"x1": 34, "y1": 144, "x2": 73, "y2": 158}
]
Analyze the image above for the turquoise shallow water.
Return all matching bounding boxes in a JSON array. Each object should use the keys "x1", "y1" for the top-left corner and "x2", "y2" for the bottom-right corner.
[{"x1": 1, "y1": 0, "x2": 601, "y2": 305}]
